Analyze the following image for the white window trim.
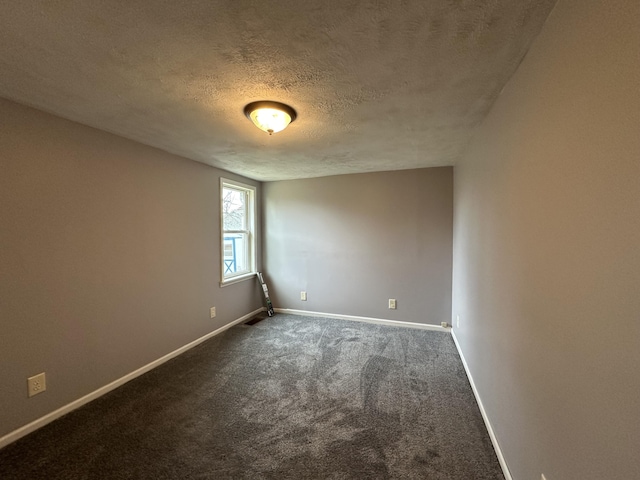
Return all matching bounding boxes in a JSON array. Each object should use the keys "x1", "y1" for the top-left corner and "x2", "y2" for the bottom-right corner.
[{"x1": 220, "y1": 178, "x2": 257, "y2": 286}]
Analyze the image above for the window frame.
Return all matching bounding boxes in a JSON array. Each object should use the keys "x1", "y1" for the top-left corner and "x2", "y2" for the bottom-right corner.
[{"x1": 220, "y1": 178, "x2": 257, "y2": 286}]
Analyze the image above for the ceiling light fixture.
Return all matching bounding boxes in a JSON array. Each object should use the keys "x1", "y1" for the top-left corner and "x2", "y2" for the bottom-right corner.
[{"x1": 244, "y1": 101, "x2": 297, "y2": 135}]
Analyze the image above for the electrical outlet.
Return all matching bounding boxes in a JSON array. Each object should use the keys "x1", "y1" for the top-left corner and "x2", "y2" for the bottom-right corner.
[
  {"x1": 210, "y1": 307, "x2": 216, "y2": 318},
  {"x1": 300, "y1": 291, "x2": 307, "y2": 301},
  {"x1": 441, "y1": 322, "x2": 448, "y2": 328},
  {"x1": 28, "y1": 373, "x2": 46, "y2": 398},
  {"x1": 457, "y1": 315, "x2": 460, "y2": 328},
  {"x1": 388, "y1": 299, "x2": 396, "y2": 309}
]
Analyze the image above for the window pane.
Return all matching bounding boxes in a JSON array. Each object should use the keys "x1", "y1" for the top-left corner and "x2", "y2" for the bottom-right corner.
[
  {"x1": 220, "y1": 179, "x2": 255, "y2": 283},
  {"x1": 223, "y1": 233, "x2": 249, "y2": 277},
  {"x1": 222, "y1": 187, "x2": 246, "y2": 231}
]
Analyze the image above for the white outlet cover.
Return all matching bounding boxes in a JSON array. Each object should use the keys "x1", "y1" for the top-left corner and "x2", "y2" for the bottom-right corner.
[
  {"x1": 388, "y1": 299, "x2": 397, "y2": 309},
  {"x1": 28, "y1": 372, "x2": 46, "y2": 397},
  {"x1": 301, "y1": 291, "x2": 307, "y2": 301},
  {"x1": 210, "y1": 307, "x2": 216, "y2": 318}
]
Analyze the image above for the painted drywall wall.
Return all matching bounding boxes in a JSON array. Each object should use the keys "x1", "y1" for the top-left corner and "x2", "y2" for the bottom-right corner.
[
  {"x1": 263, "y1": 168, "x2": 453, "y2": 324},
  {"x1": 0, "y1": 98, "x2": 263, "y2": 438},
  {"x1": 452, "y1": 0, "x2": 639, "y2": 479}
]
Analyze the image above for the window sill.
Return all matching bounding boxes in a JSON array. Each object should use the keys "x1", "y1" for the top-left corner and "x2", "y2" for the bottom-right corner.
[{"x1": 220, "y1": 272, "x2": 256, "y2": 287}]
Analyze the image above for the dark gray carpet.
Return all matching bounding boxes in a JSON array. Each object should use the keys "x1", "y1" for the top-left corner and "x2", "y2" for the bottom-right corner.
[{"x1": 0, "y1": 314, "x2": 504, "y2": 479}]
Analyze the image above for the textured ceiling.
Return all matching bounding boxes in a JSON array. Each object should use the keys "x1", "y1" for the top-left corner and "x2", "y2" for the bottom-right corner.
[{"x1": 0, "y1": 1, "x2": 556, "y2": 181}]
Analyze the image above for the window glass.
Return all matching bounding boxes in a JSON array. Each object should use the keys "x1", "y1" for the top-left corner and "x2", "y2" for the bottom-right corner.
[{"x1": 221, "y1": 180, "x2": 255, "y2": 282}]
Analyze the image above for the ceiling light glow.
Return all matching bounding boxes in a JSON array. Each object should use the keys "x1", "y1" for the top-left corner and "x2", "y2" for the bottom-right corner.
[{"x1": 244, "y1": 101, "x2": 297, "y2": 135}]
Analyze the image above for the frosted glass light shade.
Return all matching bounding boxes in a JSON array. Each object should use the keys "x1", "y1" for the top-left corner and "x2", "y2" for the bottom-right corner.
[
  {"x1": 250, "y1": 108, "x2": 291, "y2": 134},
  {"x1": 244, "y1": 101, "x2": 297, "y2": 135}
]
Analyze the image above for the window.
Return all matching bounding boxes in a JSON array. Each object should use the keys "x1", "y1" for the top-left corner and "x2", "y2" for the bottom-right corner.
[{"x1": 221, "y1": 179, "x2": 256, "y2": 284}]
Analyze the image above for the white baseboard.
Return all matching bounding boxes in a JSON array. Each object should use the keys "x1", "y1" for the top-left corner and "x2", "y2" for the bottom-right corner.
[
  {"x1": 451, "y1": 329, "x2": 512, "y2": 480},
  {"x1": 0, "y1": 307, "x2": 264, "y2": 450},
  {"x1": 273, "y1": 308, "x2": 450, "y2": 332}
]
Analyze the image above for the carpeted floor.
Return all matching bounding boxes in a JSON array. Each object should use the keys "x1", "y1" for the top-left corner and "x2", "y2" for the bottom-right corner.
[{"x1": 0, "y1": 314, "x2": 504, "y2": 479}]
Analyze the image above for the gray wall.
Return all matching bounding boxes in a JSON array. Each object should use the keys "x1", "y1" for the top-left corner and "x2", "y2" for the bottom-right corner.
[
  {"x1": 263, "y1": 168, "x2": 452, "y2": 325},
  {"x1": 0, "y1": 98, "x2": 263, "y2": 437},
  {"x1": 452, "y1": 0, "x2": 639, "y2": 479}
]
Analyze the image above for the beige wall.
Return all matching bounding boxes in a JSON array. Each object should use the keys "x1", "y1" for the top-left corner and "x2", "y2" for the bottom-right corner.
[
  {"x1": 452, "y1": 0, "x2": 639, "y2": 478},
  {"x1": 263, "y1": 168, "x2": 453, "y2": 325},
  {"x1": 0, "y1": 98, "x2": 263, "y2": 437}
]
